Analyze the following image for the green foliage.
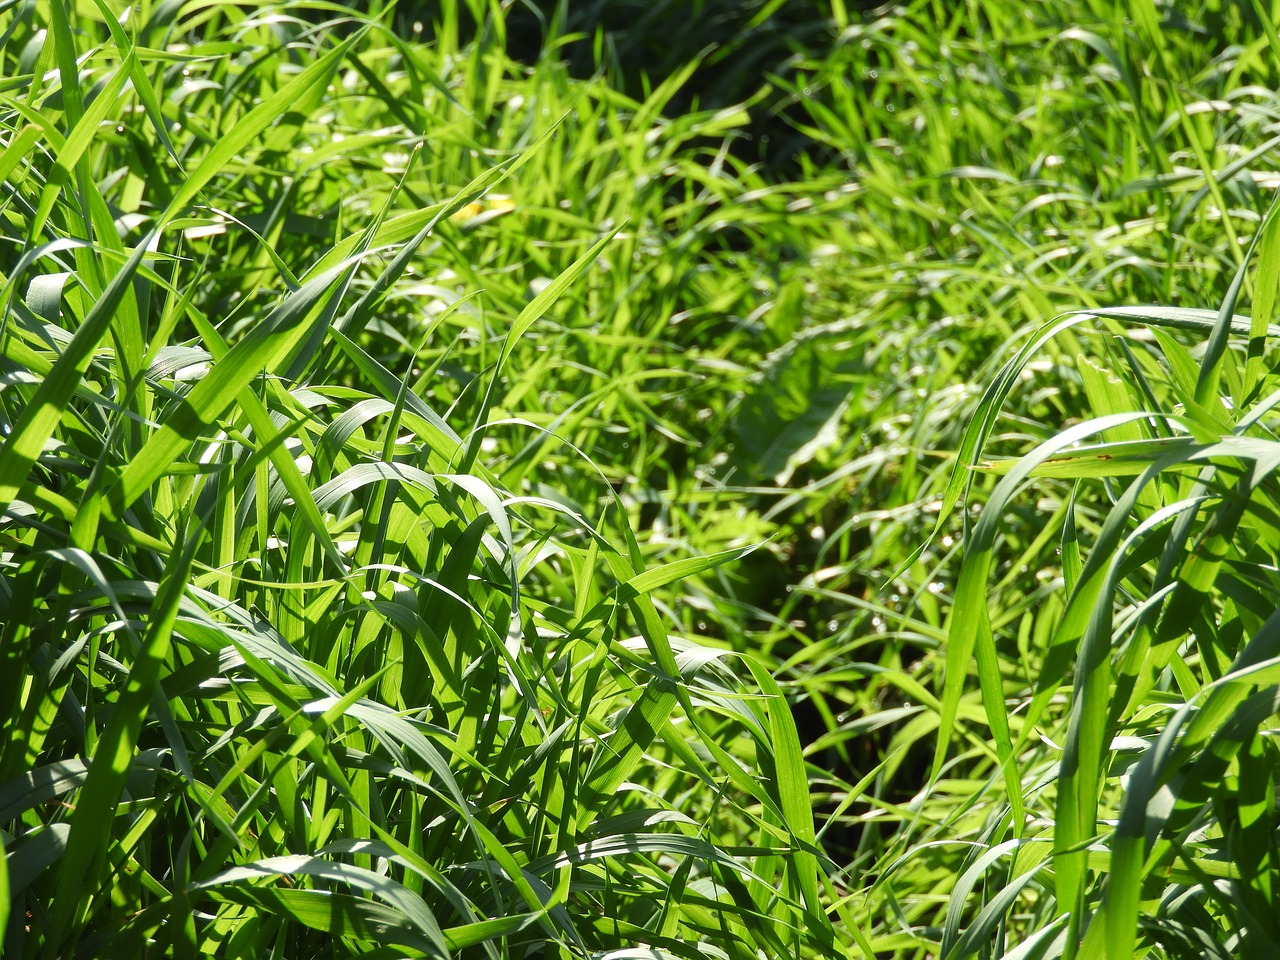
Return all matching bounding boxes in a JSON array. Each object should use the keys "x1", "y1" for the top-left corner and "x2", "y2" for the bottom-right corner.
[
  {"x1": 0, "y1": 1, "x2": 826, "y2": 956},
  {"x1": 4, "y1": 0, "x2": 1280, "y2": 958}
]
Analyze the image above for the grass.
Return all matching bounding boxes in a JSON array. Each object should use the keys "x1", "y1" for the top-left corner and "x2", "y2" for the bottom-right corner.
[{"x1": 4, "y1": 0, "x2": 1280, "y2": 957}]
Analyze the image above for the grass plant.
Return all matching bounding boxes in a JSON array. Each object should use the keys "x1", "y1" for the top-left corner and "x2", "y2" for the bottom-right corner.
[{"x1": 4, "y1": 0, "x2": 1280, "y2": 957}]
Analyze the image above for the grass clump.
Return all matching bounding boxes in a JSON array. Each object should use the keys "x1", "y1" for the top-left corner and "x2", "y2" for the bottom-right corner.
[
  {"x1": 5, "y1": 0, "x2": 1280, "y2": 958},
  {"x1": 0, "y1": 2, "x2": 826, "y2": 956}
]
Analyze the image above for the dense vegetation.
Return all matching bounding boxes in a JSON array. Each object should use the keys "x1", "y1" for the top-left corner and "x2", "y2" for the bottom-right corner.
[{"x1": 4, "y1": 0, "x2": 1280, "y2": 956}]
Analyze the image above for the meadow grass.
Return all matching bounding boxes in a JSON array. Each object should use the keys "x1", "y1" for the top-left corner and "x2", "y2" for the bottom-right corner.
[{"x1": 3, "y1": 0, "x2": 1280, "y2": 957}]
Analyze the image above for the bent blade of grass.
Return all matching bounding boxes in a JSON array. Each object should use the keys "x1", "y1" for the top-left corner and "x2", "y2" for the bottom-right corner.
[
  {"x1": 944, "y1": 864, "x2": 1050, "y2": 960},
  {"x1": 327, "y1": 326, "x2": 463, "y2": 458},
  {"x1": 0, "y1": 237, "x2": 149, "y2": 505},
  {"x1": 0, "y1": 759, "x2": 88, "y2": 822},
  {"x1": 204, "y1": 886, "x2": 439, "y2": 956},
  {"x1": 905, "y1": 312, "x2": 1095, "y2": 577},
  {"x1": 107, "y1": 263, "x2": 350, "y2": 517},
  {"x1": 192, "y1": 855, "x2": 449, "y2": 957},
  {"x1": 317, "y1": 838, "x2": 487, "y2": 931},
  {"x1": 975, "y1": 436, "x2": 1202, "y2": 479},
  {"x1": 923, "y1": 301, "x2": 1280, "y2": 567},
  {"x1": 938, "y1": 413, "x2": 1162, "y2": 776},
  {"x1": 940, "y1": 838, "x2": 1040, "y2": 956},
  {"x1": 525, "y1": 833, "x2": 765, "y2": 878},
  {"x1": 618, "y1": 544, "x2": 759, "y2": 603}
]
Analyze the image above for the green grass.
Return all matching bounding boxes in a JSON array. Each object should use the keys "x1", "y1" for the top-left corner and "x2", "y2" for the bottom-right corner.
[{"x1": 4, "y1": 0, "x2": 1280, "y2": 957}]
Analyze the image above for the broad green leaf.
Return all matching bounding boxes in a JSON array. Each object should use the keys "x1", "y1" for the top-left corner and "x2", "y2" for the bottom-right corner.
[{"x1": 730, "y1": 320, "x2": 865, "y2": 483}]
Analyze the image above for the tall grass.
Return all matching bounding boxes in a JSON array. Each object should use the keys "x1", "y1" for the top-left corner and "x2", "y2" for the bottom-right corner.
[
  {"x1": 1, "y1": 2, "x2": 827, "y2": 956},
  {"x1": 4, "y1": 0, "x2": 1280, "y2": 958},
  {"x1": 771, "y1": 2, "x2": 1280, "y2": 958}
]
